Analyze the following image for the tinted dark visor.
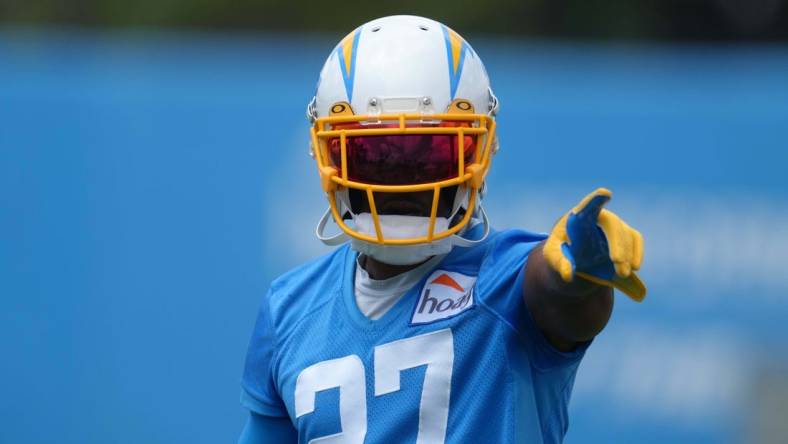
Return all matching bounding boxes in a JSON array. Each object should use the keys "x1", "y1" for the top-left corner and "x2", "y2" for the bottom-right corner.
[{"x1": 328, "y1": 123, "x2": 477, "y2": 185}]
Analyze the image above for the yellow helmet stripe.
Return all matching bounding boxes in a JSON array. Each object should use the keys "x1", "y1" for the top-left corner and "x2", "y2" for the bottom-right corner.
[
  {"x1": 448, "y1": 29, "x2": 463, "y2": 73},
  {"x1": 336, "y1": 28, "x2": 362, "y2": 102},
  {"x1": 441, "y1": 25, "x2": 469, "y2": 99}
]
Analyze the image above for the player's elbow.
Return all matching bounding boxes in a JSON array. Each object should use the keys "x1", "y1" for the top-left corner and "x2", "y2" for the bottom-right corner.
[
  {"x1": 559, "y1": 288, "x2": 614, "y2": 343},
  {"x1": 530, "y1": 284, "x2": 614, "y2": 351}
]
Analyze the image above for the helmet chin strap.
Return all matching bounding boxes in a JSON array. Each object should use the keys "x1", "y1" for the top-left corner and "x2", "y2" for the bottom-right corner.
[
  {"x1": 315, "y1": 202, "x2": 491, "y2": 263},
  {"x1": 315, "y1": 207, "x2": 350, "y2": 246},
  {"x1": 450, "y1": 204, "x2": 490, "y2": 247}
]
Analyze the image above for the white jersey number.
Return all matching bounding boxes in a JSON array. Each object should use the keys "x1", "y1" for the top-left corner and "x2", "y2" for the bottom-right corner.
[
  {"x1": 294, "y1": 328, "x2": 454, "y2": 444},
  {"x1": 295, "y1": 355, "x2": 367, "y2": 443}
]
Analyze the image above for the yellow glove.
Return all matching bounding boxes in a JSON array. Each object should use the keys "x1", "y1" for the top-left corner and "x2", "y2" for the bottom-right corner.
[{"x1": 543, "y1": 188, "x2": 646, "y2": 302}]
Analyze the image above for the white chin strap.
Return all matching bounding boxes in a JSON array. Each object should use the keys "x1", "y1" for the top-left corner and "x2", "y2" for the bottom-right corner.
[{"x1": 315, "y1": 205, "x2": 490, "y2": 265}]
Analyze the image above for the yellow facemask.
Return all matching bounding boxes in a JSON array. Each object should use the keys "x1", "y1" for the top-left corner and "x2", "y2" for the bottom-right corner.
[{"x1": 310, "y1": 98, "x2": 497, "y2": 246}]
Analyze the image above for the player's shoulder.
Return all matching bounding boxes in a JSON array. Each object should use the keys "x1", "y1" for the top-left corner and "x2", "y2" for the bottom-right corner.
[
  {"x1": 451, "y1": 226, "x2": 546, "y2": 295},
  {"x1": 269, "y1": 244, "x2": 349, "y2": 294},
  {"x1": 484, "y1": 227, "x2": 547, "y2": 264},
  {"x1": 440, "y1": 226, "x2": 546, "y2": 335},
  {"x1": 265, "y1": 244, "x2": 352, "y2": 331},
  {"x1": 452, "y1": 225, "x2": 547, "y2": 268},
  {"x1": 485, "y1": 226, "x2": 547, "y2": 251}
]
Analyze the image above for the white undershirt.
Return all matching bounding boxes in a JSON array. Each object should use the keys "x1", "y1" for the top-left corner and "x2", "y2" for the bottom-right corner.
[{"x1": 354, "y1": 254, "x2": 446, "y2": 320}]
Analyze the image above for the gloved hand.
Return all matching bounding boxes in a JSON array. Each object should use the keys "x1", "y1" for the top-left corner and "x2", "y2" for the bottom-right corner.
[{"x1": 543, "y1": 188, "x2": 646, "y2": 302}]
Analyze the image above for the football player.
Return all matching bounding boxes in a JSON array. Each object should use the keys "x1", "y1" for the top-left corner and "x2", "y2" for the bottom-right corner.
[{"x1": 239, "y1": 15, "x2": 645, "y2": 444}]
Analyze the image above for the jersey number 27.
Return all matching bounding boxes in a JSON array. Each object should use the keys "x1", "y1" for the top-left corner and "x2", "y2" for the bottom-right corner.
[{"x1": 294, "y1": 328, "x2": 454, "y2": 444}]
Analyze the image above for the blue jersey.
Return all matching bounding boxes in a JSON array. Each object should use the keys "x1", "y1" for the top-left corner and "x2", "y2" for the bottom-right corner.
[{"x1": 241, "y1": 227, "x2": 589, "y2": 444}]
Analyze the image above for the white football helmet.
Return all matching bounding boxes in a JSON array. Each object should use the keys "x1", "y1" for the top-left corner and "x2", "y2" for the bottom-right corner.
[{"x1": 308, "y1": 15, "x2": 499, "y2": 264}]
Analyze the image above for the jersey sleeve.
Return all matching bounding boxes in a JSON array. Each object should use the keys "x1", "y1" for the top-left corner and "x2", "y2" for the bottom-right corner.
[
  {"x1": 477, "y1": 229, "x2": 591, "y2": 372},
  {"x1": 240, "y1": 289, "x2": 289, "y2": 418}
]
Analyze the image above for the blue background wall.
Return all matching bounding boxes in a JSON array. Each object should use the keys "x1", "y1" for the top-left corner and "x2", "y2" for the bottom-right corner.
[{"x1": 2, "y1": 29, "x2": 787, "y2": 443}]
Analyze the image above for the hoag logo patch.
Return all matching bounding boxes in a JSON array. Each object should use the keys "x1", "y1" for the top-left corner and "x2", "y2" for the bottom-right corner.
[{"x1": 411, "y1": 270, "x2": 477, "y2": 325}]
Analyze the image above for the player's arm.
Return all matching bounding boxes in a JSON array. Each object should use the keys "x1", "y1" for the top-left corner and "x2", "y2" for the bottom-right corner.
[
  {"x1": 238, "y1": 412, "x2": 297, "y2": 444},
  {"x1": 523, "y1": 188, "x2": 646, "y2": 352}
]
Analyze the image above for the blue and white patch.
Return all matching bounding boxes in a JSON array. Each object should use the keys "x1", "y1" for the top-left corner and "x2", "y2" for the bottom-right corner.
[{"x1": 411, "y1": 270, "x2": 477, "y2": 325}]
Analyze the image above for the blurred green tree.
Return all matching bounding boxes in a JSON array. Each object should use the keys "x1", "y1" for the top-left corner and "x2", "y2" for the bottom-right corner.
[{"x1": 1, "y1": 0, "x2": 786, "y2": 41}]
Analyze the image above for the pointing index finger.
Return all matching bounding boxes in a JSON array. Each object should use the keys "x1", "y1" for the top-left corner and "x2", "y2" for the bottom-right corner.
[{"x1": 571, "y1": 188, "x2": 612, "y2": 220}]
